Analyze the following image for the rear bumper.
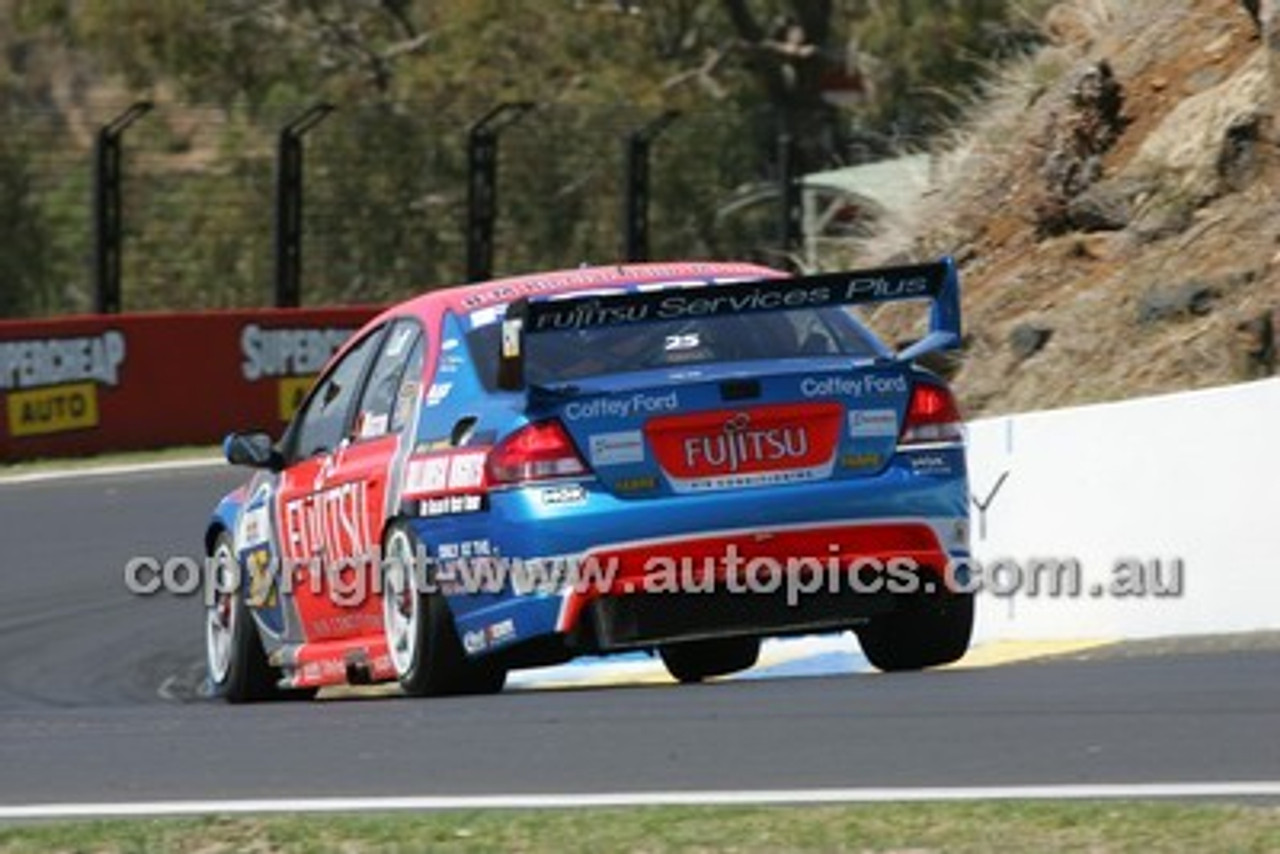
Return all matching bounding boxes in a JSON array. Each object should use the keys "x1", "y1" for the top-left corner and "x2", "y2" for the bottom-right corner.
[
  {"x1": 561, "y1": 520, "x2": 954, "y2": 649},
  {"x1": 412, "y1": 452, "x2": 968, "y2": 658}
]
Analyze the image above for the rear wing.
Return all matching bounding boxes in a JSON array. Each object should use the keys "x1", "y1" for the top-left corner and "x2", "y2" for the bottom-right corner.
[{"x1": 496, "y1": 258, "x2": 961, "y2": 390}]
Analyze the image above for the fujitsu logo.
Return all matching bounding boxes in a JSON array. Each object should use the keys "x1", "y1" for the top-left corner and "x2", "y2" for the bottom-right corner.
[{"x1": 682, "y1": 412, "x2": 809, "y2": 473}]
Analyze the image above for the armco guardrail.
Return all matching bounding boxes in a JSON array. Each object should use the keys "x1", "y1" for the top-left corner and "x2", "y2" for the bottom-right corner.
[
  {"x1": 0, "y1": 307, "x2": 380, "y2": 462},
  {"x1": 967, "y1": 377, "x2": 1280, "y2": 642}
]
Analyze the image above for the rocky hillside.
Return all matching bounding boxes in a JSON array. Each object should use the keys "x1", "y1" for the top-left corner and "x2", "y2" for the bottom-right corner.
[{"x1": 873, "y1": 0, "x2": 1280, "y2": 418}]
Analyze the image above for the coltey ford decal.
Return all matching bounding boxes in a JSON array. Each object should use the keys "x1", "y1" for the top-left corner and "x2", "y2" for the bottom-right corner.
[
  {"x1": 1, "y1": 331, "x2": 126, "y2": 438},
  {"x1": 645, "y1": 402, "x2": 842, "y2": 493},
  {"x1": 563, "y1": 392, "x2": 678, "y2": 421},
  {"x1": 800, "y1": 374, "x2": 907, "y2": 399}
]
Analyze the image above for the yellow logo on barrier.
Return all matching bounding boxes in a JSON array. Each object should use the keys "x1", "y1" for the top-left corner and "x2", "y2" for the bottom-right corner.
[
  {"x1": 6, "y1": 382, "x2": 100, "y2": 437},
  {"x1": 278, "y1": 375, "x2": 315, "y2": 422}
]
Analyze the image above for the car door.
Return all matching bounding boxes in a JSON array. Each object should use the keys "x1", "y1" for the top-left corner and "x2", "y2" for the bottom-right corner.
[
  {"x1": 273, "y1": 325, "x2": 386, "y2": 644},
  {"x1": 309, "y1": 319, "x2": 427, "y2": 636}
]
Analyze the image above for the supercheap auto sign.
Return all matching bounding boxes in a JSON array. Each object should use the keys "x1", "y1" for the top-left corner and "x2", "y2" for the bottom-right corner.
[{"x1": 0, "y1": 307, "x2": 379, "y2": 462}]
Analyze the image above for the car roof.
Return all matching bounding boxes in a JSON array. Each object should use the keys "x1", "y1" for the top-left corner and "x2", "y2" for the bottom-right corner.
[{"x1": 368, "y1": 261, "x2": 786, "y2": 330}]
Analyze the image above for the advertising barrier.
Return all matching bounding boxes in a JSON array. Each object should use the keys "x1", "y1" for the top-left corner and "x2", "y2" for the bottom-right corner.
[{"x1": 0, "y1": 307, "x2": 380, "y2": 462}]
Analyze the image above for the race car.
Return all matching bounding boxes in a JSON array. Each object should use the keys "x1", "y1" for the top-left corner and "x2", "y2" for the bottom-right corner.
[{"x1": 205, "y1": 259, "x2": 972, "y2": 701}]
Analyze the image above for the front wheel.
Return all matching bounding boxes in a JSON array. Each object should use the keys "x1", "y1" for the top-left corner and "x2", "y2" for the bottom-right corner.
[
  {"x1": 660, "y1": 636, "x2": 761, "y2": 684},
  {"x1": 382, "y1": 522, "x2": 506, "y2": 697},
  {"x1": 855, "y1": 592, "x2": 974, "y2": 672}
]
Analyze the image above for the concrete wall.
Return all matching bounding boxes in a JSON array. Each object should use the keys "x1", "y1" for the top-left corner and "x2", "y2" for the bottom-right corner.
[{"x1": 967, "y1": 377, "x2": 1280, "y2": 641}]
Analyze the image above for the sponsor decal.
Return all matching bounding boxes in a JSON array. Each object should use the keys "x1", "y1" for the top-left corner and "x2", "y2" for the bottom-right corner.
[
  {"x1": 683, "y1": 412, "x2": 809, "y2": 475},
  {"x1": 646, "y1": 402, "x2": 842, "y2": 493},
  {"x1": 563, "y1": 391, "x2": 679, "y2": 421},
  {"x1": 841, "y1": 452, "x2": 884, "y2": 471},
  {"x1": 240, "y1": 324, "x2": 355, "y2": 422},
  {"x1": 526, "y1": 270, "x2": 938, "y2": 332},
  {"x1": 613, "y1": 475, "x2": 658, "y2": 493},
  {"x1": 447, "y1": 451, "x2": 486, "y2": 489},
  {"x1": 237, "y1": 503, "x2": 271, "y2": 550},
  {"x1": 394, "y1": 381, "x2": 419, "y2": 429},
  {"x1": 487, "y1": 617, "x2": 516, "y2": 647},
  {"x1": 0, "y1": 331, "x2": 126, "y2": 438},
  {"x1": 357, "y1": 412, "x2": 389, "y2": 439},
  {"x1": 462, "y1": 629, "x2": 487, "y2": 654},
  {"x1": 909, "y1": 452, "x2": 957, "y2": 475},
  {"x1": 406, "y1": 456, "x2": 449, "y2": 494},
  {"x1": 461, "y1": 618, "x2": 517, "y2": 654},
  {"x1": 436, "y1": 539, "x2": 494, "y2": 560},
  {"x1": 404, "y1": 450, "x2": 488, "y2": 497},
  {"x1": 244, "y1": 546, "x2": 278, "y2": 609},
  {"x1": 281, "y1": 481, "x2": 373, "y2": 568},
  {"x1": 800, "y1": 374, "x2": 909, "y2": 399},
  {"x1": 240, "y1": 325, "x2": 353, "y2": 381},
  {"x1": 588, "y1": 430, "x2": 645, "y2": 466},
  {"x1": 0, "y1": 331, "x2": 126, "y2": 390},
  {"x1": 425, "y1": 382, "x2": 453, "y2": 407},
  {"x1": 540, "y1": 484, "x2": 587, "y2": 506},
  {"x1": 422, "y1": 494, "x2": 485, "y2": 517},
  {"x1": 6, "y1": 382, "x2": 99, "y2": 438},
  {"x1": 848, "y1": 408, "x2": 899, "y2": 439}
]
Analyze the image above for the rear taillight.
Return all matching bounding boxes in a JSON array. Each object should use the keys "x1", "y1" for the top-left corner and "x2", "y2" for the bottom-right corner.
[
  {"x1": 487, "y1": 420, "x2": 590, "y2": 485},
  {"x1": 899, "y1": 383, "x2": 964, "y2": 445}
]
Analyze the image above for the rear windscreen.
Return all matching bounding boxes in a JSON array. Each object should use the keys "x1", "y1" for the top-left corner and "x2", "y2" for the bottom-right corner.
[{"x1": 465, "y1": 306, "x2": 881, "y2": 389}]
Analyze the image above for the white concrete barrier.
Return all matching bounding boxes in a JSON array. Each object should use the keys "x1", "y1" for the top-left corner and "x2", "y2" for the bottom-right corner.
[{"x1": 967, "y1": 377, "x2": 1280, "y2": 642}]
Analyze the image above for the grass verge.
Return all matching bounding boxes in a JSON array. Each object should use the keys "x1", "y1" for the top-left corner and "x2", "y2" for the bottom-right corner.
[
  {"x1": 0, "y1": 445, "x2": 222, "y2": 478},
  {"x1": 2, "y1": 802, "x2": 1280, "y2": 853}
]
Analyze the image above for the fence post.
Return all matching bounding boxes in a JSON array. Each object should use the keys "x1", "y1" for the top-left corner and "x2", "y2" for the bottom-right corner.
[
  {"x1": 274, "y1": 104, "x2": 334, "y2": 308},
  {"x1": 621, "y1": 110, "x2": 680, "y2": 263},
  {"x1": 777, "y1": 112, "x2": 804, "y2": 267},
  {"x1": 466, "y1": 102, "x2": 535, "y2": 283},
  {"x1": 92, "y1": 101, "x2": 152, "y2": 315}
]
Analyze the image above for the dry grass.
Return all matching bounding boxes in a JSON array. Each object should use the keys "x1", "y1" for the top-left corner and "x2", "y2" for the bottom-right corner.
[{"x1": 850, "y1": 0, "x2": 1280, "y2": 418}]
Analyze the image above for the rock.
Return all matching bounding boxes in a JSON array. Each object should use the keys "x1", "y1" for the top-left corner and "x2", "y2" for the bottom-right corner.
[
  {"x1": 1067, "y1": 183, "x2": 1133, "y2": 232},
  {"x1": 1128, "y1": 50, "x2": 1269, "y2": 202},
  {"x1": 1075, "y1": 231, "x2": 1132, "y2": 261},
  {"x1": 1217, "y1": 113, "x2": 1263, "y2": 192},
  {"x1": 1044, "y1": 3, "x2": 1098, "y2": 48},
  {"x1": 1137, "y1": 282, "x2": 1220, "y2": 324},
  {"x1": 1009, "y1": 324, "x2": 1054, "y2": 360},
  {"x1": 1033, "y1": 61, "x2": 1129, "y2": 238},
  {"x1": 1233, "y1": 309, "x2": 1276, "y2": 378}
]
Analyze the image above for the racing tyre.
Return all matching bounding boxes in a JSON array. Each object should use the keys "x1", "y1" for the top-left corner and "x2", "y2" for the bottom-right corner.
[
  {"x1": 206, "y1": 532, "x2": 315, "y2": 703},
  {"x1": 382, "y1": 522, "x2": 507, "y2": 697},
  {"x1": 855, "y1": 592, "x2": 974, "y2": 672},
  {"x1": 659, "y1": 637, "x2": 761, "y2": 684}
]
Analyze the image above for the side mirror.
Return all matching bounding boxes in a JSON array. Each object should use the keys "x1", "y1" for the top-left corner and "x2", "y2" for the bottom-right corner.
[{"x1": 223, "y1": 432, "x2": 284, "y2": 471}]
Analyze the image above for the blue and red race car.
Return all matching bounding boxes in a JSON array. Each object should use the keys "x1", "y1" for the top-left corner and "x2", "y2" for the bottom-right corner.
[{"x1": 205, "y1": 259, "x2": 972, "y2": 701}]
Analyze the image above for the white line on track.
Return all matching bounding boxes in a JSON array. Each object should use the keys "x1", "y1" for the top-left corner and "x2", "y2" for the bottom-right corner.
[
  {"x1": 0, "y1": 456, "x2": 224, "y2": 486},
  {"x1": 3, "y1": 783, "x2": 1280, "y2": 819}
]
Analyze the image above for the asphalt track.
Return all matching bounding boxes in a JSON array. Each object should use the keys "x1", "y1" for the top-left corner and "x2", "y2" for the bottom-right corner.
[{"x1": 1, "y1": 466, "x2": 1279, "y2": 807}]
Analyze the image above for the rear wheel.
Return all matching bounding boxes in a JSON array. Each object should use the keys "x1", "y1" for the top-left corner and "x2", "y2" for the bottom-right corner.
[
  {"x1": 206, "y1": 532, "x2": 314, "y2": 703},
  {"x1": 382, "y1": 522, "x2": 506, "y2": 697},
  {"x1": 660, "y1": 636, "x2": 761, "y2": 684},
  {"x1": 855, "y1": 592, "x2": 974, "y2": 672}
]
